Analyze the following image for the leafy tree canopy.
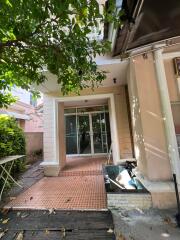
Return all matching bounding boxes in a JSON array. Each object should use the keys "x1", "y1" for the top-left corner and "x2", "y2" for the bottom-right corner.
[{"x1": 0, "y1": 0, "x2": 122, "y2": 108}]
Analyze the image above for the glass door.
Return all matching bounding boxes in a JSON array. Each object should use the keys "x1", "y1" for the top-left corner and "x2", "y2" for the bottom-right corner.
[
  {"x1": 65, "y1": 106, "x2": 111, "y2": 155},
  {"x1": 77, "y1": 115, "x2": 91, "y2": 154},
  {"x1": 65, "y1": 115, "x2": 78, "y2": 154},
  {"x1": 92, "y1": 113, "x2": 109, "y2": 154}
]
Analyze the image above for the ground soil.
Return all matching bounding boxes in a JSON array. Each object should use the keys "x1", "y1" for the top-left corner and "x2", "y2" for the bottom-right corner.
[{"x1": 0, "y1": 160, "x2": 43, "y2": 208}]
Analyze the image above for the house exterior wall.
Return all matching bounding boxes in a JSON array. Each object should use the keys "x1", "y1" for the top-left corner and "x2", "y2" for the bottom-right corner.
[
  {"x1": 127, "y1": 60, "x2": 147, "y2": 176},
  {"x1": 11, "y1": 87, "x2": 43, "y2": 106},
  {"x1": 128, "y1": 53, "x2": 171, "y2": 181},
  {"x1": 25, "y1": 132, "x2": 43, "y2": 155},
  {"x1": 42, "y1": 85, "x2": 134, "y2": 172},
  {"x1": 164, "y1": 58, "x2": 180, "y2": 102},
  {"x1": 41, "y1": 47, "x2": 180, "y2": 208},
  {"x1": 127, "y1": 49, "x2": 180, "y2": 208},
  {"x1": 2, "y1": 101, "x2": 43, "y2": 133},
  {"x1": 114, "y1": 87, "x2": 133, "y2": 159},
  {"x1": 164, "y1": 57, "x2": 180, "y2": 133},
  {"x1": 24, "y1": 109, "x2": 43, "y2": 133}
]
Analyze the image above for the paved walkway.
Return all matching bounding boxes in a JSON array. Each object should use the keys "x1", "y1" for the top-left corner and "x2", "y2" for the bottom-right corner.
[
  {"x1": 59, "y1": 156, "x2": 105, "y2": 176},
  {"x1": 5, "y1": 157, "x2": 107, "y2": 210}
]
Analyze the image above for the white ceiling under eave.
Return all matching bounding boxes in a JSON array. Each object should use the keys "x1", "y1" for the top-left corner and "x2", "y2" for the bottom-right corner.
[{"x1": 34, "y1": 58, "x2": 129, "y2": 94}]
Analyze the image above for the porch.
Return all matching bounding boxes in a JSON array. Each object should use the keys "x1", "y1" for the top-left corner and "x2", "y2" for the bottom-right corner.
[
  {"x1": 38, "y1": 46, "x2": 180, "y2": 209},
  {"x1": 42, "y1": 87, "x2": 134, "y2": 177},
  {"x1": 5, "y1": 157, "x2": 107, "y2": 210}
]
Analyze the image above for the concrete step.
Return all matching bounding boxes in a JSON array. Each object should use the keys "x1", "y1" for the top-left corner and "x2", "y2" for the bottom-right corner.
[{"x1": 107, "y1": 193, "x2": 152, "y2": 210}]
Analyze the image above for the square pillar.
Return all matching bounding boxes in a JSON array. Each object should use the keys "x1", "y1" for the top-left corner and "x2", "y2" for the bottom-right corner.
[
  {"x1": 58, "y1": 102, "x2": 66, "y2": 169},
  {"x1": 41, "y1": 95, "x2": 60, "y2": 176}
]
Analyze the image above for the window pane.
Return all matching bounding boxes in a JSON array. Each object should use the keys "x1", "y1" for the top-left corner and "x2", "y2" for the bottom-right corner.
[{"x1": 78, "y1": 115, "x2": 91, "y2": 154}]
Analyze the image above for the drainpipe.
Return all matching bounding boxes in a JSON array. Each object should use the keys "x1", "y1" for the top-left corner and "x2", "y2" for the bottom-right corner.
[{"x1": 154, "y1": 47, "x2": 180, "y2": 185}]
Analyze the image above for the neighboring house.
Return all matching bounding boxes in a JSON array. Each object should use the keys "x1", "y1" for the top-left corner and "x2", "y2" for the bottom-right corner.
[
  {"x1": 0, "y1": 88, "x2": 43, "y2": 157},
  {"x1": 35, "y1": 0, "x2": 180, "y2": 209}
]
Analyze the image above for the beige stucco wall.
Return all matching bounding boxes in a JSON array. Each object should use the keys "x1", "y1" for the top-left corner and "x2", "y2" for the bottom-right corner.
[
  {"x1": 151, "y1": 191, "x2": 180, "y2": 209},
  {"x1": 164, "y1": 58, "x2": 180, "y2": 102},
  {"x1": 127, "y1": 60, "x2": 147, "y2": 175},
  {"x1": 128, "y1": 53, "x2": 171, "y2": 181},
  {"x1": 114, "y1": 88, "x2": 133, "y2": 159},
  {"x1": 164, "y1": 57, "x2": 180, "y2": 134}
]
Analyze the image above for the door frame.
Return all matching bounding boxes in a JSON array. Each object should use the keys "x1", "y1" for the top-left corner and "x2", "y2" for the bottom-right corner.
[
  {"x1": 54, "y1": 93, "x2": 120, "y2": 165},
  {"x1": 65, "y1": 110, "x2": 109, "y2": 156}
]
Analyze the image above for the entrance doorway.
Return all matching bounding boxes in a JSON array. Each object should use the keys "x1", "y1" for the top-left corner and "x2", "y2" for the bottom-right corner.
[{"x1": 65, "y1": 106, "x2": 111, "y2": 155}]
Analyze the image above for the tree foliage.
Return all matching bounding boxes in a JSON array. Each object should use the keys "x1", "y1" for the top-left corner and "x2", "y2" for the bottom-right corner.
[{"x1": 0, "y1": 0, "x2": 122, "y2": 107}]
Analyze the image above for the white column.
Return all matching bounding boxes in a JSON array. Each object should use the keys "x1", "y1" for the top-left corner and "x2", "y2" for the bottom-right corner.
[
  {"x1": 42, "y1": 95, "x2": 57, "y2": 164},
  {"x1": 154, "y1": 48, "x2": 180, "y2": 184},
  {"x1": 108, "y1": 95, "x2": 120, "y2": 164},
  {"x1": 41, "y1": 95, "x2": 60, "y2": 176},
  {"x1": 57, "y1": 101, "x2": 66, "y2": 169}
]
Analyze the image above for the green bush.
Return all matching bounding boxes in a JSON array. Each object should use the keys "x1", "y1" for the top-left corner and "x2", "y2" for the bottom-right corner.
[
  {"x1": 0, "y1": 115, "x2": 25, "y2": 158},
  {"x1": 0, "y1": 115, "x2": 26, "y2": 192}
]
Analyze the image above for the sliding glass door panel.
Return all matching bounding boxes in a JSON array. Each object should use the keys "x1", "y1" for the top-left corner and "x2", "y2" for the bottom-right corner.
[
  {"x1": 92, "y1": 113, "x2": 105, "y2": 153},
  {"x1": 65, "y1": 115, "x2": 77, "y2": 154},
  {"x1": 78, "y1": 115, "x2": 91, "y2": 154},
  {"x1": 65, "y1": 106, "x2": 111, "y2": 155}
]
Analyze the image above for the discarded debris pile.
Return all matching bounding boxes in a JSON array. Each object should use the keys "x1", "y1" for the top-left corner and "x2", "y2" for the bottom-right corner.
[{"x1": 103, "y1": 162, "x2": 147, "y2": 193}]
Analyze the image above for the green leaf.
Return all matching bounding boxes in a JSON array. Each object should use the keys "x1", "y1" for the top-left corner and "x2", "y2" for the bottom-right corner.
[
  {"x1": 0, "y1": 0, "x2": 124, "y2": 107},
  {"x1": 5, "y1": 0, "x2": 12, "y2": 7}
]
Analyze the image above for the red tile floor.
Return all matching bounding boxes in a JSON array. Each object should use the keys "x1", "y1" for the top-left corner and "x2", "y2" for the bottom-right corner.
[
  {"x1": 6, "y1": 157, "x2": 107, "y2": 210},
  {"x1": 59, "y1": 156, "x2": 105, "y2": 176}
]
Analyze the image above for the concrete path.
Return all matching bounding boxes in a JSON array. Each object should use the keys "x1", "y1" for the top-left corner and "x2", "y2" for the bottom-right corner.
[{"x1": 112, "y1": 208, "x2": 180, "y2": 240}]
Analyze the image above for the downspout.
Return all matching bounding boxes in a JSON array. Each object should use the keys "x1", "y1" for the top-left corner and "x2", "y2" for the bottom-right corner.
[{"x1": 154, "y1": 47, "x2": 180, "y2": 185}]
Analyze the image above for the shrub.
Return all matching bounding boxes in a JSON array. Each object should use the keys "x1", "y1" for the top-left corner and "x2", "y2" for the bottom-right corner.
[
  {"x1": 0, "y1": 115, "x2": 26, "y2": 191},
  {"x1": 0, "y1": 115, "x2": 25, "y2": 158}
]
